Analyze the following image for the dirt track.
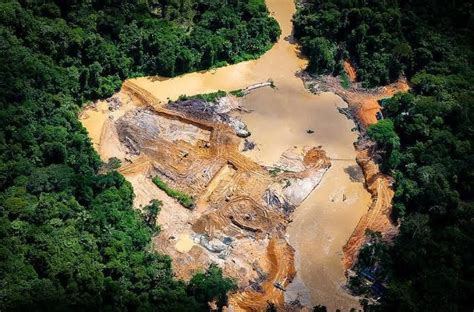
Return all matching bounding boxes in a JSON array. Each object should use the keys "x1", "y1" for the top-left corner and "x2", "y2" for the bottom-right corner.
[
  {"x1": 325, "y1": 75, "x2": 407, "y2": 269},
  {"x1": 342, "y1": 146, "x2": 398, "y2": 270}
]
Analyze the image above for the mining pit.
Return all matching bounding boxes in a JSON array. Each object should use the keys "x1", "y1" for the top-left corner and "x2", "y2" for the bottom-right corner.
[
  {"x1": 82, "y1": 83, "x2": 331, "y2": 311},
  {"x1": 80, "y1": 0, "x2": 409, "y2": 310}
]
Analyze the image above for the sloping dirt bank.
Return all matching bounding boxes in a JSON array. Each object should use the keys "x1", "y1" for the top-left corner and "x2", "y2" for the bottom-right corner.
[
  {"x1": 234, "y1": 85, "x2": 372, "y2": 310},
  {"x1": 343, "y1": 142, "x2": 398, "y2": 270}
]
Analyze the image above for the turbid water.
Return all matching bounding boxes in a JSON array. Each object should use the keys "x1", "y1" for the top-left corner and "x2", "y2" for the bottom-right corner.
[
  {"x1": 84, "y1": 0, "x2": 371, "y2": 310},
  {"x1": 175, "y1": 233, "x2": 195, "y2": 253}
]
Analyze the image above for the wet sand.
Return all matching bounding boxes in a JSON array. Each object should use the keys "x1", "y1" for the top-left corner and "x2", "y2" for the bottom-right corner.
[{"x1": 82, "y1": 0, "x2": 372, "y2": 310}]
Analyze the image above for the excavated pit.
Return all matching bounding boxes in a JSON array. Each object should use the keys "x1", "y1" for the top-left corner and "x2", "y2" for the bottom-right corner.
[{"x1": 117, "y1": 109, "x2": 212, "y2": 149}]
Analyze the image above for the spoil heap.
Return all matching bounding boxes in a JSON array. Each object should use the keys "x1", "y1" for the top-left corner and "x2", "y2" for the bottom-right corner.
[{"x1": 342, "y1": 141, "x2": 398, "y2": 270}]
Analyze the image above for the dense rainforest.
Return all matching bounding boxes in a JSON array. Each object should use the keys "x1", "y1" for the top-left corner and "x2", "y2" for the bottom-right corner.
[
  {"x1": 0, "y1": 0, "x2": 279, "y2": 311},
  {"x1": 294, "y1": 0, "x2": 473, "y2": 311}
]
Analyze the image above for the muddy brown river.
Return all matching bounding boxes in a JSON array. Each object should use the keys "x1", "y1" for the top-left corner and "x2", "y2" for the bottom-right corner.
[{"x1": 83, "y1": 0, "x2": 371, "y2": 310}]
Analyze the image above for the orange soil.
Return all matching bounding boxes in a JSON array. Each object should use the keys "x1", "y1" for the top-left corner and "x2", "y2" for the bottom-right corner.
[
  {"x1": 307, "y1": 75, "x2": 409, "y2": 270},
  {"x1": 343, "y1": 61, "x2": 357, "y2": 83},
  {"x1": 314, "y1": 75, "x2": 409, "y2": 127},
  {"x1": 357, "y1": 79, "x2": 409, "y2": 126},
  {"x1": 338, "y1": 78, "x2": 408, "y2": 268},
  {"x1": 228, "y1": 237, "x2": 296, "y2": 311},
  {"x1": 342, "y1": 147, "x2": 398, "y2": 270}
]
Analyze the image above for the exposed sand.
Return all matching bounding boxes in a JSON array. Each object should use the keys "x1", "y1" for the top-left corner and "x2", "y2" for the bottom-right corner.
[
  {"x1": 342, "y1": 146, "x2": 398, "y2": 271},
  {"x1": 343, "y1": 61, "x2": 357, "y2": 83},
  {"x1": 83, "y1": 84, "x2": 332, "y2": 310}
]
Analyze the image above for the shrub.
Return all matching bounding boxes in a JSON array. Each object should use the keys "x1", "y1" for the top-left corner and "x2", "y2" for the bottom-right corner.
[{"x1": 152, "y1": 176, "x2": 194, "y2": 209}]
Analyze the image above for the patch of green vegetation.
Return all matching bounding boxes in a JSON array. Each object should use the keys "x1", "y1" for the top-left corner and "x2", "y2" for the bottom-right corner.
[
  {"x1": 230, "y1": 89, "x2": 245, "y2": 97},
  {"x1": 269, "y1": 167, "x2": 282, "y2": 177},
  {"x1": 340, "y1": 70, "x2": 351, "y2": 89},
  {"x1": 179, "y1": 88, "x2": 246, "y2": 102},
  {"x1": 101, "y1": 157, "x2": 122, "y2": 172},
  {"x1": 152, "y1": 177, "x2": 194, "y2": 209},
  {"x1": 178, "y1": 90, "x2": 227, "y2": 103},
  {"x1": 142, "y1": 199, "x2": 162, "y2": 233},
  {"x1": 211, "y1": 61, "x2": 229, "y2": 69},
  {"x1": 188, "y1": 264, "x2": 237, "y2": 309}
]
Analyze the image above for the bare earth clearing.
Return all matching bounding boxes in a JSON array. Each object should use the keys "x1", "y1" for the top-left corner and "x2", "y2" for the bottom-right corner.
[
  {"x1": 80, "y1": 0, "x2": 408, "y2": 310},
  {"x1": 82, "y1": 82, "x2": 330, "y2": 311}
]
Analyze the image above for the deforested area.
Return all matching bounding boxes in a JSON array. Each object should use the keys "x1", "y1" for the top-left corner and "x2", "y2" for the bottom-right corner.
[{"x1": 82, "y1": 81, "x2": 332, "y2": 311}]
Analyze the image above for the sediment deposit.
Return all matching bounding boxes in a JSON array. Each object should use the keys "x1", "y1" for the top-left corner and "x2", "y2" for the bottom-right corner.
[{"x1": 342, "y1": 141, "x2": 399, "y2": 270}]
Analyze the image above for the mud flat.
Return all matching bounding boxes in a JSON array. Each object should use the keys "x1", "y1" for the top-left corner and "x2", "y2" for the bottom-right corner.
[{"x1": 79, "y1": 0, "x2": 385, "y2": 310}]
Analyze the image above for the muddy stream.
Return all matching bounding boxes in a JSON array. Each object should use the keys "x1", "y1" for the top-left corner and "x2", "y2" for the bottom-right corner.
[{"x1": 82, "y1": 0, "x2": 371, "y2": 310}]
